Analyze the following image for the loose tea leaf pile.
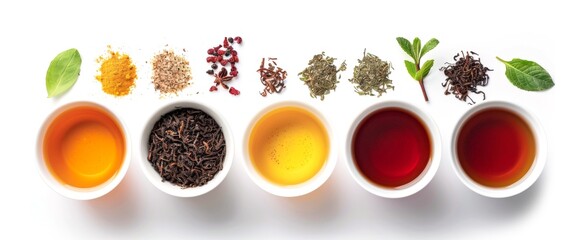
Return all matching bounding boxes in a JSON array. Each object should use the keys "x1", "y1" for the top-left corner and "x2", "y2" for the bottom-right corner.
[
  {"x1": 148, "y1": 108, "x2": 226, "y2": 188},
  {"x1": 441, "y1": 51, "x2": 492, "y2": 104},
  {"x1": 298, "y1": 52, "x2": 346, "y2": 100},
  {"x1": 349, "y1": 50, "x2": 394, "y2": 97},
  {"x1": 152, "y1": 49, "x2": 192, "y2": 95},
  {"x1": 258, "y1": 58, "x2": 287, "y2": 97}
]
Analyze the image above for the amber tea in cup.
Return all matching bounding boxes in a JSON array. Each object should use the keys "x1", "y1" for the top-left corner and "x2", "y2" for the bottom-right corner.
[
  {"x1": 243, "y1": 101, "x2": 337, "y2": 197},
  {"x1": 42, "y1": 103, "x2": 126, "y2": 189},
  {"x1": 248, "y1": 106, "x2": 329, "y2": 185}
]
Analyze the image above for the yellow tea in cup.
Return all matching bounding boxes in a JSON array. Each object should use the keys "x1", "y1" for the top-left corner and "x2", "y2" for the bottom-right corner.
[
  {"x1": 248, "y1": 106, "x2": 329, "y2": 185},
  {"x1": 43, "y1": 105, "x2": 126, "y2": 188}
]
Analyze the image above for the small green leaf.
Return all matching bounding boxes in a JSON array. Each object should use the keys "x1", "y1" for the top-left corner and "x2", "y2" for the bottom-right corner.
[
  {"x1": 46, "y1": 48, "x2": 82, "y2": 97},
  {"x1": 496, "y1": 57, "x2": 554, "y2": 91},
  {"x1": 419, "y1": 59, "x2": 434, "y2": 78},
  {"x1": 413, "y1": 37, "x2": 421, "y2": 62},
  {"x1": 414, "y1": 71, "x2": 421, "y2": 81},
  {"x1": 420, "y1": 38, "x2": 439, "y2": 58},
  {"x1": 414, "y1": 60, "x2": 434, "y2": 80},
  {"x1": 396, "y1": 37, "x2": 414, "y2": 59},
  {"x1": 404, "y1": 60, "x2": 417, "y2": 79}
]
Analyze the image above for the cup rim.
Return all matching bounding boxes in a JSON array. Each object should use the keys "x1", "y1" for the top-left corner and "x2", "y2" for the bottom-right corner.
[
  {"x1": 242, "y1": 100, "x2": 337, "y2": 197},
  {"x1": 139, "y1": 99, "x2": 234, "y2": 198},
  {"x1": 344, "y1": 100, "x2": 441, "y2": 198},
  {"x1": 451, "y1": 100, "x2": 547, "y2": 198},
  {"x1": 36, "y1": 101, "x2": 132, "y2": 200}
]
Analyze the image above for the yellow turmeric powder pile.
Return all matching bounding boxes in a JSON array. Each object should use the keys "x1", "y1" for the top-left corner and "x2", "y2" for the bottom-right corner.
[{"x1": 96, "y1": 47, "x2": 137, "y2": 96}]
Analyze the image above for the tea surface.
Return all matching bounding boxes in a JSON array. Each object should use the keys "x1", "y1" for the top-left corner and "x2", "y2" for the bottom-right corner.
[
  {"x1": 249, "y1": 106, "x2": 329, "y2": 185},
  {"x1": 352, "y1": 108, "x2": 432, "y2": 188},
  {"x1": 457, "y1": 108, "x2": 536, "y2": 187},
  {"x1": 43, "y1": 106, "x2": 125, "y2": 188}
]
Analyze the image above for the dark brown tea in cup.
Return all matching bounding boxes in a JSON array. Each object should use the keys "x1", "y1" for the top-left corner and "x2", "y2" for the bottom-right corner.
[{"x1": 456, "y1": 108, "x2": 536, "y2": 187}]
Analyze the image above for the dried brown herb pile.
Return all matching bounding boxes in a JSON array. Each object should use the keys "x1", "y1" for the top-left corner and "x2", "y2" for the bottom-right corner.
[
  {"x1": 298, "y1": 52, "x2": 346, "y2": 100},
  {"x1": 441, "y1": 51, "x2": 492, "y2": 104},
  {"x1": 349, "y1": 50, "x2": 394, "y2": 97},
  {"x1": 258, "y1": 58, "x2": 287, "y2": 97},
  {"x1": 152, "y1": 49, "x2": 192, "y2": 95},
  {"x1": 147, "y1": 108, "x2": 225, "y2": 188}
]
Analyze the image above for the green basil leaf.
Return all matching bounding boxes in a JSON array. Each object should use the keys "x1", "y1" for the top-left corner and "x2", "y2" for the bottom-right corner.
[
  {"x1": 496, "y1": 57, "x2": 554, "y2": 91},
  {"x1": 413, "y1": 37, "x2": 421, "y2": 62},
  {"x1": 420, "y1": 38, "x2": 439, "y2": 58},
  {"x1": 404, "y1": 60, "x2": 417, "y2": 79},
  {"x1": 396, "y1": 37, "x2": 414, "y2": 60},
  {"x1": 46, "y1": 48, "x2": 82, "y2": 98}
]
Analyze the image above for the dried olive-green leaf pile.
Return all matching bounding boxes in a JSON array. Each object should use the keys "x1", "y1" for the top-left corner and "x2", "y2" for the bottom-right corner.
[
  {"x1": 298, "y1": 52, "x2": 346, "y2": 100},
  {"x1": 349, "y1": 50, "x2": 394, "y2": 97}
]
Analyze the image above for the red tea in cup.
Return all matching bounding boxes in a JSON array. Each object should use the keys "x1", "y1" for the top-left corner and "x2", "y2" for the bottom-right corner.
[{"x1": 352, "y1": 107, "x2": 432, "y2": 188}]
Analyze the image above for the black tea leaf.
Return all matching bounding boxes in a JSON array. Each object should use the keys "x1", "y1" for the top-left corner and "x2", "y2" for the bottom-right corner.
[
  {"x1": 147, "y1": 108, "x2": 226, "y2": 188},
  {"x1": 441, "y1": 51, "x2": 492, "y2": 105}
]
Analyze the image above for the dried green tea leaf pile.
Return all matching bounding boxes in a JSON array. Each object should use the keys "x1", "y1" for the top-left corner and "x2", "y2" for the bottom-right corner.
[
  {"x1": 441, "y1": 51, "x2": 492, "y2": 104},
  {"x1": 298, "y1": 52, "x2": 346, "y2": 100},
  {"x1": 349, "y1": 50, "x2": 394, "y2": 97}
]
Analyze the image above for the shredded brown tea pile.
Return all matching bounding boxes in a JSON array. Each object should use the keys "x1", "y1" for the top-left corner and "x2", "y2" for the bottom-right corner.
[
  {"x1": 298, "y1": 52, "x2": 346, "y2": 100},
  {"x1": 441, "y1": 51, "x2": 492, "y2": 104},
  {"x1": 349, "y1": 49, "x2": 394, "y2": 97},
  {"x1": 148, "y1": 108, "x2": 225, "y2": 188},
  {"x1": 258, "y1": 58, "x2": 287, "y2": 97},
  {"x1": 152, "y1": 49, "x2": 192, "y2": 95}
]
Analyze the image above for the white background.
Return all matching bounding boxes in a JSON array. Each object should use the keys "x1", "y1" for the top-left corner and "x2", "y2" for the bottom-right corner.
[{"x1": 0, "y1": 0, "x2": 580, "y2": 239}]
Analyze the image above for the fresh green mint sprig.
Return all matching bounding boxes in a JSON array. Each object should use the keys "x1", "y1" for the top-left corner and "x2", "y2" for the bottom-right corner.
[{"x1": 396, "y1": 37, "x2": 439, "y2": 101}]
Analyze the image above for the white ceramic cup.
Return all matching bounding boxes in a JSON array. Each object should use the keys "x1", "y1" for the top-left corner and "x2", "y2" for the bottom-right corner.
[
  {"x1": 451, "y1": 101, "x2": 546, "y2": 198},
  {"x1": 242, "y1": 101, "x2": 337, "y2": 197},
  {"x1": 345, "y1": 101, "x2": 441, "y2": 198},
  {"x1": 36, "y1": 101, "x2": 131, "y2": 200},
  {"x1": 139, "y1": 100, "x2": 233, "y2": 197}
]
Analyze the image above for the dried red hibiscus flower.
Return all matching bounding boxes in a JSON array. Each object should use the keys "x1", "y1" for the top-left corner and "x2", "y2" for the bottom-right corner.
[
  {"x1": 229, "y1": 87, "x2": 240, "y2": 96},
  {"x1": 206, "y1": 36, "x2": 242, "y2": 95}
]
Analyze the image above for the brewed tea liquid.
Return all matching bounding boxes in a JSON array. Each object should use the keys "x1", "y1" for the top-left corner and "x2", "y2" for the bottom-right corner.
[
  {"x1": 249, "y1": 106, "x2": 329, "y2": 185},
  {"x1": 457, "y1": 108, "x2": 535, "y2": 187},
  {"x1": 43, "y1": 106, "x2": 125, "y2": 188},
  {"x1": 352, "y1": 108, "x2": 431, "y2": 188}
]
